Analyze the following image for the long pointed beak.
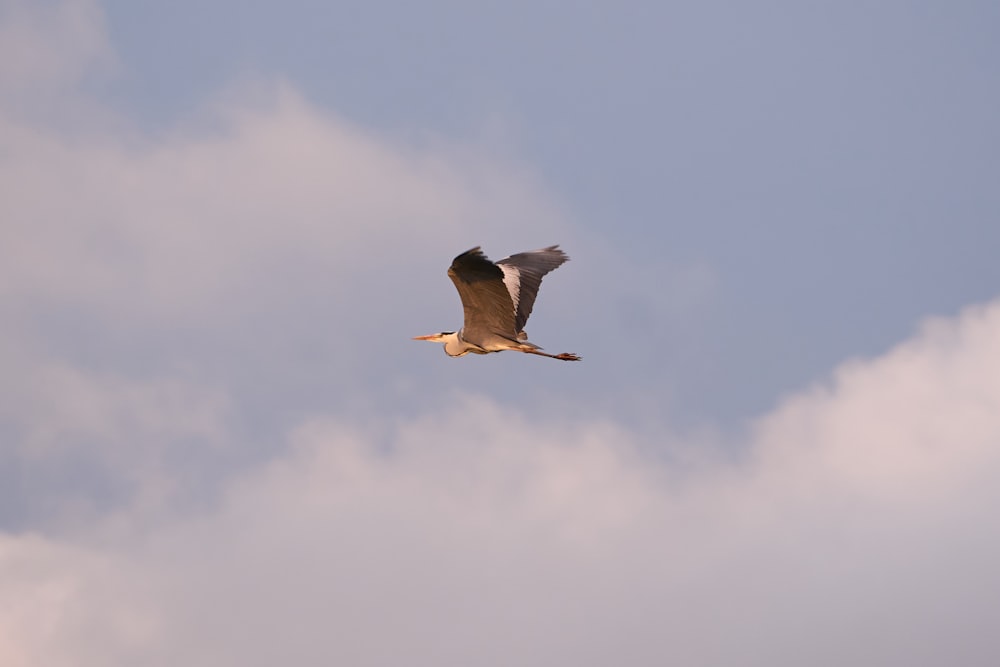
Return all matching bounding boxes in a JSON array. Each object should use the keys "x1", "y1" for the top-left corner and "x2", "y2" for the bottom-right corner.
[{"x1": 412, "y1": 334, "x2": 437, "y2": 341}]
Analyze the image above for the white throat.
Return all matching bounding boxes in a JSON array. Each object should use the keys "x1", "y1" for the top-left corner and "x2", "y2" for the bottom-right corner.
[{"x1": 442, "y1": 330, "x2": 467, "y2": 357}]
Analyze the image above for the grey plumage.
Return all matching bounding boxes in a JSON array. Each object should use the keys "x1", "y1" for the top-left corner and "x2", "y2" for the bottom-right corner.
[
  {"x1": 413, "y1": 246, "x2": 581, "y2": 361},
  {"x1": 497, "y1": 247, "x2": 569, "y2": 333}
]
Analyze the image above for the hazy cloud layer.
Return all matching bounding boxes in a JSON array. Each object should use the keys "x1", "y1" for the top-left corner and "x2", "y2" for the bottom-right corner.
[
  {"x1": 2, "y1": 299, "x2": 1000, "y2": 666},
  {"x1": 3, "y1": 3, "x2": 999, "y2": 666}
]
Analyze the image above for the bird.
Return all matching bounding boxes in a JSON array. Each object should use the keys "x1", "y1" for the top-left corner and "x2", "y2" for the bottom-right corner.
[{"x1": 413, "y1": 245, "x2": 581, "y2": 361}]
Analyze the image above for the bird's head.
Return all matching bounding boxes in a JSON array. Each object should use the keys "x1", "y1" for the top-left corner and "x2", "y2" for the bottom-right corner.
[{"x1": 412, "y1": 331, "x2": 466, "y2": 357}]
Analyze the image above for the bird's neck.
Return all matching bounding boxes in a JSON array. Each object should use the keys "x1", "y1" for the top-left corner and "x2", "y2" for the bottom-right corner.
[{"x1": 443, "y1": 331, "x2": 466, "y2": 357}]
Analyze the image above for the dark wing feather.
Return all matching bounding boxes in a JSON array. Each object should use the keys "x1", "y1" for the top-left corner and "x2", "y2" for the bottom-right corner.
[
  {"x1": 497, "y1": 245, "x2": 569, "y2": 333},
  {"x1": 447, "y1": 247, "x2": 518, "y2": 341}
]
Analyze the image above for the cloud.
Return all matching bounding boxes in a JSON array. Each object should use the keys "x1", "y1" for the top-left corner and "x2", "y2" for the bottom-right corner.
[
  {"x1": 2, "y1": 299, "x2": 1000, "y2": 666},
  {"x1": 0, "y1": 0, "x2": 712, "y2": 534},
  {"x1": 0, "y1": 533, "x2": 152, "y2": 667},
  {"x1": 0, "y1": 0, "x2": 111, "y2": 89},
  {"x1": 0, "y1": 0, "x2": 116, "y2": 129},
  {"x1": 752, "y1": 302, "x2": 1000, "y2": 502},
  {"x1": 0, "y1": 0, "x2": 715, "y2": 417},
  {"x1": 0, "y1": 0, "x2": 579, "y2": 519},
  {"x1": 0, "y1": 0, "x2": 575, "y2": 332},
  {"x1": 3, "y1": 4, "x2": 1000, "y2": 665},
  {"x1": 1, "y1": 82, "x2": 567, "y2": 319}
]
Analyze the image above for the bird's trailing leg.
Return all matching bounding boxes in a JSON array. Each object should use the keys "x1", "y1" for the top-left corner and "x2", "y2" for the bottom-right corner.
[{"x1": 518, "y1": 346, "x2": 581, "y2": 361}]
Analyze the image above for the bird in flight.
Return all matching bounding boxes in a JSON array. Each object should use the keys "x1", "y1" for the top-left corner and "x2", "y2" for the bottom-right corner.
[{"x1": 413, "y1": 245, "x2": 581, "y2": 361}]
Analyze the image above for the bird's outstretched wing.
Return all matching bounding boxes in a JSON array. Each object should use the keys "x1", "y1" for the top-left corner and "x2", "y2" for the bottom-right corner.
[
  {"x1": 496, "y1": 245, "x2": 569, "y2": 333},
  {"x1": 448, "y1": 247, "x2": 518, "y2": 339}
]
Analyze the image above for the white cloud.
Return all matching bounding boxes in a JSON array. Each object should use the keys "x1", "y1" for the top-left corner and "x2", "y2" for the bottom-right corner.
[
  {"x1": 3, "y1": 4, "x2": 1000, "y2": 665},
  {"x1": 752, "y1": 301, "x2": 1000, "y2": 503},
  {"x1": 0, "y1": 0, "x2": 576, "y2": 517},
  {"x1": 2, "y1": 299, "x2": 1000, "y2": 666},
  {"x1": 0, "y1": 0, "x2": 112, "y2": 90},
  {"x1": 0, "y1": 82, "x2": 568, "y2": 320},
  {"x1": 0, "y1": 533, "x2": 157, "y2": 667},
  {"x1": 12, "y1": 363, "x2": 229, "y2": 457},
  {"x1": 0, "y1": 0, "x2": 573, "y2": 329},
  {"x1": 0, "y1": 0, "x2": 117, "y2": 130}
]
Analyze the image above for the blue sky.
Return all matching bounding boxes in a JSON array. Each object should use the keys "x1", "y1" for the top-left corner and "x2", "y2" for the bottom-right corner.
[{"x1": 2, "y1": 1, "x2": 1000, "y2": 664}]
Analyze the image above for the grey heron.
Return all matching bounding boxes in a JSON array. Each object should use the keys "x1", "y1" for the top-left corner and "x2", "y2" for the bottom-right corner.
[{"x1": 414, "y1": 245, "x2": 581, "y2": 361}]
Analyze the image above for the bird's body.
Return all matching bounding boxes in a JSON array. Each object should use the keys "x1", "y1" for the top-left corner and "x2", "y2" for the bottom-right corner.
[{"x1": 414, "y1": 246, "x2": 580, "y2": 361}]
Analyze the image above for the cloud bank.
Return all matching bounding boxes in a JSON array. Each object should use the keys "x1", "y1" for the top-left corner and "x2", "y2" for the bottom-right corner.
[
  {"x1": 2, "y1": 3, "x2": 999, "y2": 666},
  {"x1": 3, "y1": 299, "x2": 1000, "y2": 666}
]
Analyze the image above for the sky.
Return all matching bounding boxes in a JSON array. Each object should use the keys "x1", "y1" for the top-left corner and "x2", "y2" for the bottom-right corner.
[{"x1": 2, "y1": 0, "x2": 999, "y2": 664}]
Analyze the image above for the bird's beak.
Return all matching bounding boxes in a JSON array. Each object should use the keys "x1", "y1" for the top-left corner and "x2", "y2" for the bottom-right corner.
[{"x1": 412, "y1": 334, "x2": 437, "y2": 341}]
